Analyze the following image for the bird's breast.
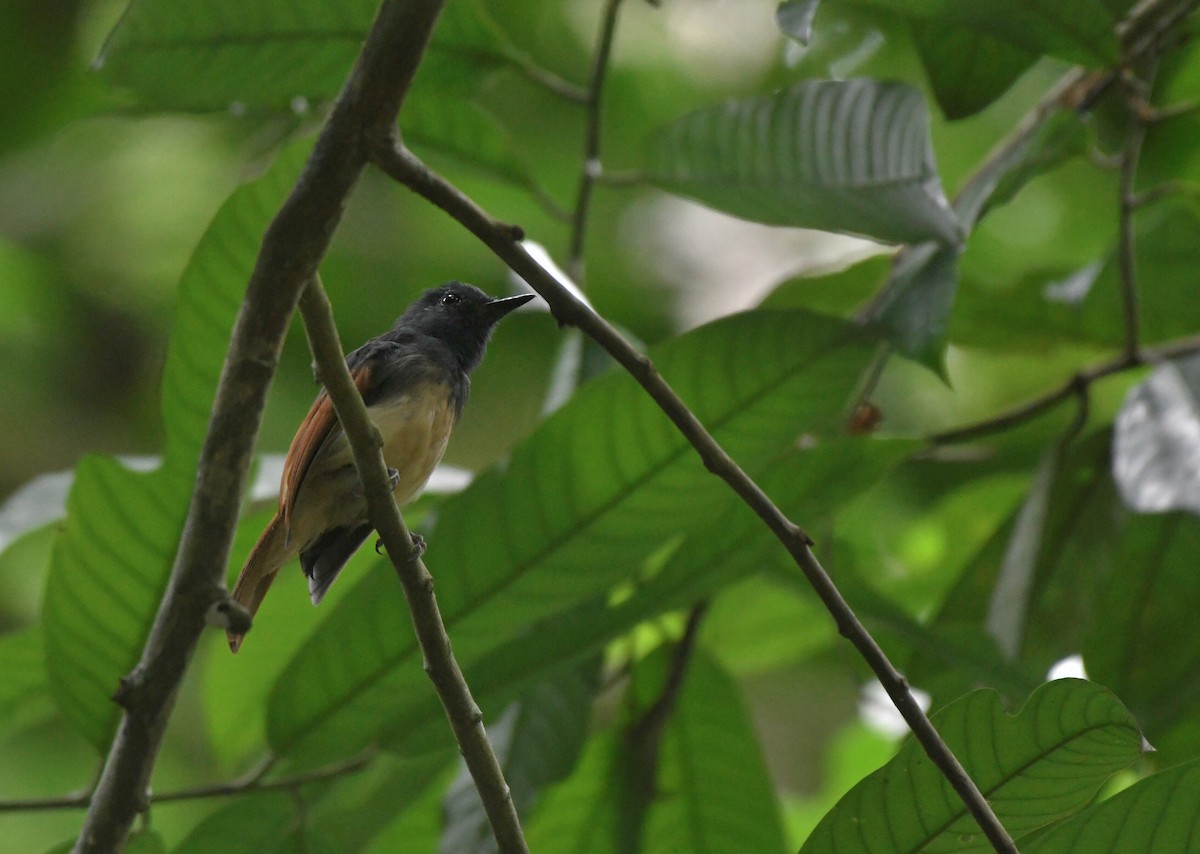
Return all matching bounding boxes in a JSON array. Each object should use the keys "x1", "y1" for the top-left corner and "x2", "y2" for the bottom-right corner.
[{"x1": 371, "y1": 381, "x2": 457, "y2": 506}]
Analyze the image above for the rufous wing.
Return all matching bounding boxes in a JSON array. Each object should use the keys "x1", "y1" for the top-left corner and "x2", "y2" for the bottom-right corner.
[{"x1": 279, "y1": 362, "x2": 375, "y2": 532}]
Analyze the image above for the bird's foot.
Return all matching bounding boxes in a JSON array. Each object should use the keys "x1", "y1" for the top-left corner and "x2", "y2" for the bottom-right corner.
[
  {"x1": 409, "y1": 532, "x2": 426, "y2": 559},
  {"x1": 386, "y1": 467, "x2": 400, "y2": 491}
]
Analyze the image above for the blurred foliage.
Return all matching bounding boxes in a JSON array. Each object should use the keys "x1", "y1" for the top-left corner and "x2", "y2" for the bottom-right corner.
[{"x1": 3, "y1": 0, "x2": 1200, "y2": 851}]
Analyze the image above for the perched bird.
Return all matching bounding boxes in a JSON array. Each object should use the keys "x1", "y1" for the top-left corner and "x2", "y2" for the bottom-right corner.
[{"x1": 227, "y1": 282, "x2": 534, "y2": 652}]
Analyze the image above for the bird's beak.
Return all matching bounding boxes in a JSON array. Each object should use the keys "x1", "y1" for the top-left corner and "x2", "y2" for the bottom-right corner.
[{"x1": 486, "y1": 292, "x2": 536, "y2": 321}]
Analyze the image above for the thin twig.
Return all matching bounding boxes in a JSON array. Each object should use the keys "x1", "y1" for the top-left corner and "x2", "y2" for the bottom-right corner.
[
  {"x1": 931, "y1": 333, "x2": 1200, "y2": 444},
  {"x1": 1117, "y1": 71, "x2": 1154, "y2": 360},
  {"x1": 0, "y1": 754, "x2": 367, "y2": 814},
  {"x1": 370, "y1": 139, "x2": 1019, "y2": 854},
  {"x1": 621, "y1": 601, "x2": 708, "y2": 845},
  {"x1": 566, "y1": 0, "x2": 625, "y2": 283},
  {"x1": 296, "y1": 279, "x2": 527, "y2": 854}
]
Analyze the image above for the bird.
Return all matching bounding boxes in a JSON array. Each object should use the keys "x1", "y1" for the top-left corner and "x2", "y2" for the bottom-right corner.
[{"x1": 226, "y1": 282, "x2": 534, "y2": 652}]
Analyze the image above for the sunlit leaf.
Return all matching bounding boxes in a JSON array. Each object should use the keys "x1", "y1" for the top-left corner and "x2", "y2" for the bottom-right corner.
[
  {"x1": 646, "y1": 80, "x2": 962, "y2": 246},
  {"x1": 266, "y1": 310, "x2": 879, "y2": 761},
  {"x1": 42, "y1": 143, "x2": 309, "y2": 751},
  {"x1": 0, "y1": 628, "x2": 54, "y2": 738},
  {"x1": 801, "y1": 679, "x2": 1145, "y2": 852}
]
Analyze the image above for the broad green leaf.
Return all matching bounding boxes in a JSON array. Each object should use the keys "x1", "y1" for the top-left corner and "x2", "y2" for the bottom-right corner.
[
  {"x1": 42, "y1": 143, "x2": 309, "y2": 750},
  {"x1": 800, "y1": 679, "x2": 1145, "y2": 852},
  {"x1": 761, "y1": 253, "x2": 893, "y2": 318},
  {"x1": 1025, "y1": 758, "x2": 1200, "y2": 853},
  {"x1": 402, "y1": 93, "x2": 544, "y2": 197},
  {"x1": 97, "y1": 0, "x2": 527, "y2": 113},
  {"x1": 1112, "y1": 354, "x2": 1200, "y2": 515},
  {"x1": 910, "y1": 433, "x2": 1120, "y2": 706},
  {"x1": 952, "y1": 197, "x2": 1200, "y2": 352},
  {"x1": 440, "y1": 665, "x2": 597, "y2": 854},
  {"x1": 641, "y1": 650, "x2": 789, "y2": 854},
  {"x1": 870, "y1": 108, "x2": 1086, "y2": 367},
  {"x1": 303, "y1": 751, "x2": 452, "y2": 852},
  {"x1": 1085, "y1": 513, "x2": 1200, "y2": 758},
  {"x1": 174, "y1": 792, "x2": 295, "y2": 854},
  {"x1": 910, "y1": 23, "x2": 1036, "y2": 120},
  {"x1": 854, "y1": 0, "x2": 1120, "y2": 65},
  {"x1": 265, "y1": 310, "x2": 879, "y2": 760},
  {"x1": 0, "y1": 628, "x2": 55, "y2": 738},
  {"x1": 524, "y1": 733, "x2": 624, "y2": 854},
  {"x1": 646, "y1": 80, "x2": 962, "y2": 247}
]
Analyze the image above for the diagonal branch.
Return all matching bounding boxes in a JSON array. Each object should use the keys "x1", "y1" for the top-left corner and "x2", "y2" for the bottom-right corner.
[
  {"x1": 296, "y1": 279, "x2": 527, "y2": 854},
  {"x1": 370, "y1": 139, "x2": 1018, "y2": 853},
  {"x1": 72, "y1": 2, "x2": 449, "y2": 851}
]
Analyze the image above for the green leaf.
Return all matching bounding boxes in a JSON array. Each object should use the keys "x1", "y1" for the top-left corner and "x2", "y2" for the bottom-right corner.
[
  {"x1": 870, "y1": 108, "x2": 1086, "y2": 366},
  {"x1": 1085, "y1": 513, "x2": 1200, "y2": 758},
  {"x1": 97, "y1": 0, "x2": 525, "y2": 113},
  {"x1": 646, "y1": 80, "x2": 962, "y2": 246},
  {"x1": 265, "y1": 310, "x2": 879, "y2": 761},
  {"x1": 0, "y1": 628, "x2": 55, "y2": 738},
  {"x1": 440, "y1": 665, "x2": 598, "y2": 854},
  {"x1": 41, "y1": 143, "x2": 308, "y2": 750},
  {"x1": 402, "y1": 94, "x2": 541, "y2": 194},
  {"x1": 1025, "y1": 758, "x2": 1200, "y2": 853},
  {"x1": 174, "y1": 792, "x2": 295, "y2": 854},
  {"x1": 800, "y1": 679, "x2": 1145, "y2": 852},
  {"x1": 523, "y1": 733, "x2": 624, "y2": 854},
  {"x1": 853, "y1": 0, "x2": 1120, "y2": 65},
  {"x1": 641, "y1": 650, "x2": 790, "y2": 854},
  {"x1": 911, "y1": 22, "x2": 1037, "y2": 120}
]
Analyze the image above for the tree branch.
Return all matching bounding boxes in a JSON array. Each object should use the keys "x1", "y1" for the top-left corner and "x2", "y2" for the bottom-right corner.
[
  {"x1": 930, "y1": 333, "x2": 1200, "y2": 444},
  {"x1": 1, "y1": 754, "x2": 367, "y2": 814},
  {"x1": 566, "y1": 0, "x2": 625, "y2": 283},
  {"x1": 370, "y1": 139, "x2": 1018, "y2": 853},
  {"x1": 72, "y1": 2, "x2": 449, "y2": 851},
  {"x1": 296, "y1": 280, "x2": 527, "y2": 854}
]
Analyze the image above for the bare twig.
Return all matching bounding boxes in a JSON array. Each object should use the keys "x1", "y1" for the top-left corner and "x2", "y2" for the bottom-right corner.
[
  {"x1": 296, "y1": 280, "x2": 527, "y2": 854},
  {"x1": 371, "y1": 139, "x2": 1018, "y2": 853},
  {"x1": 566, "y1": 0, "x2": 625, "y2": 283},
  {"x1": 0, "y1": 754, "x2": 366, "y2": 814},
  {"x1": 620, "y1": 602, "x2": 707, "y2": 843},
  {"x1": 931, "y1": 333, "x2": 1200, "y2": 444},
  {"x1": 72, "y1": 2, "x2": 449, "y2": 851}
]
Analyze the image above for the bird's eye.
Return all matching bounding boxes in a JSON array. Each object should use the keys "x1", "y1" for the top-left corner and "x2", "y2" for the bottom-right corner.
[{"x1": 440, "y1": 293, "x2": 461, "y2": 306}]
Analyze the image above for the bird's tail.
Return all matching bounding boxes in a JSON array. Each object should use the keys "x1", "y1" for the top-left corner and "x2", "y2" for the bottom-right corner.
[{"x1": 227, "y1": 514, "x2": 288, "y2": 653}]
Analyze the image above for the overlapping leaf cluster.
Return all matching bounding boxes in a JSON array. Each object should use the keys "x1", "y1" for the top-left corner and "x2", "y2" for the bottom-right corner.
[{"x1": 4, "y1": 0, "x2": 1200, "y2": 851}]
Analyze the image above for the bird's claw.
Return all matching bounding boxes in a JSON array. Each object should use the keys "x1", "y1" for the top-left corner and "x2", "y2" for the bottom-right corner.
[
  {"x1": 386, "y1": 467, "x2": 400, "y2": 491},
  {"x1": 409, "y1": 533, "x2": 426, "y2": 559}
]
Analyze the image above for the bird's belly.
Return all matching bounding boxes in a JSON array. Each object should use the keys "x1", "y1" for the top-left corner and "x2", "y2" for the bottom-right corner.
[
  {"x1": 372, "y1": 383, "x2": 456, "y2": 505},
  {"x1": 287, "y1": 383, "x2": 455, "y2": 549}
]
